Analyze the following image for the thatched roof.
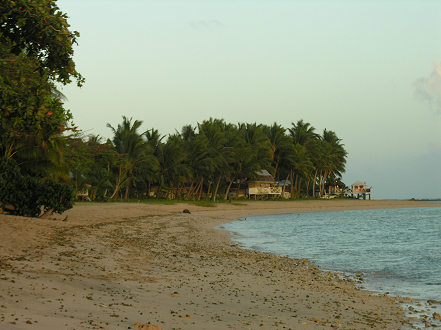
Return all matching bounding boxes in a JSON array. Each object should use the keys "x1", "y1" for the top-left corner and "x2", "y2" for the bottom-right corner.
[{"x1": 252, "y1": 170, "x2": 276, "y2": 182}]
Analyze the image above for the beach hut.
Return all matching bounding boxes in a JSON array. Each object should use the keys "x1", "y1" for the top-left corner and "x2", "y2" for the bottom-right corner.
[
  {"x1": 350, "y1": 180, "x2": 371, "y2": 200},
  {"x1": 75, "y1": 188, "x2": 91, "y2": 201},
  {"x1": 246, "y1": 170, "x2": 282, "y2": 199},
  {"x1": 327, "y1": 183, "x2": 346, "y2": 197}
]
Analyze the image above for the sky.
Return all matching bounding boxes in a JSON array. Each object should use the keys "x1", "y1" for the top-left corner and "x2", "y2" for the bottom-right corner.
[{"x1": 56, "y1": 0, "x2": 441, "y2": 200}]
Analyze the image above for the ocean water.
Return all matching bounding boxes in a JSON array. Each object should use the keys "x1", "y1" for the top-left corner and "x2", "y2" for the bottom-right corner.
[{"x1": 220, "y1": 207, "x2": 441, "y2": 305}]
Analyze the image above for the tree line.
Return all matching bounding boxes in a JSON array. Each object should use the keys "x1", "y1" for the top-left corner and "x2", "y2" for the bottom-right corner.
[{"x1": 66, "y1": 117, "x2": 348, "y2": 201}]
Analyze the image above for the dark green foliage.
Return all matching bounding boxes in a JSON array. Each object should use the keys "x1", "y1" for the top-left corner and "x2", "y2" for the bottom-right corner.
[
  {"x1": 0, "y1": 0, "x2": 84, "y2": 86},
  {"x1": 66, "y1": 116, "x2": 348, "y2": 201},
  {"x1": 0, "y1": 154, "x2": 22, "y2": 207},
  {"x1": 0, "y1": 157, "x2": 74, "y2": 217},
  {"x1": 1, "y1": 0, "x2": 82, "y2": 176}
]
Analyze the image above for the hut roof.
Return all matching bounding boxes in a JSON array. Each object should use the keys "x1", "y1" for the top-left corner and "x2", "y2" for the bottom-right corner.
[
  {"x1": 279, "y1": 180, "x2": 292, "y2": 186},
  {"x1": 352, "y1": 180, "x2": 365, "y2": 186},
  {"x1": 252, "y1": 170, "x2": 276, "y2": 182}
]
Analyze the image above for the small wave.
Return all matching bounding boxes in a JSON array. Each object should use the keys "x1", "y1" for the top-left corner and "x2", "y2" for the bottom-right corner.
[
  {"x1": 425, "y1": 282, "x2": 441, "y2": 285},
  {"x1": 230, "y1": 231, "x2": 246, "y2": 237}
]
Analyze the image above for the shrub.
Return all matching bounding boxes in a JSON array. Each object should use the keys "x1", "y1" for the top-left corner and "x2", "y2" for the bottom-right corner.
[{"x1": 0, "y1": 157, "x2": 74, "y2": 217}]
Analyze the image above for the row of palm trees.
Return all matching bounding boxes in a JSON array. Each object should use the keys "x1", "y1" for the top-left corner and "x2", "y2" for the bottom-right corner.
[{"x1": 67, "y1": 117, "x2": 347, "y2": 201}]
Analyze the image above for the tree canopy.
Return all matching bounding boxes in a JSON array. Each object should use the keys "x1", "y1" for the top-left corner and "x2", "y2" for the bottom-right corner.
[
  {"x1": 65, "y1": 117, "x2": 348, "y2": 202},
  {"x1": 0, "y1": 0, "x2": 83, "y2": 173},
  {"x1": 0, "y1": 0, "x2": 82, "y2": 215},
  {"x1": 0, "y1": 0, "x2": 83, "y2": 85}
]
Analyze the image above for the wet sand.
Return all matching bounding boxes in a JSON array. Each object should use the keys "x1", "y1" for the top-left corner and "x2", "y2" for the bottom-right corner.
[{"x1": 1, "y1": 199, "x2": 440, "y2": 329}]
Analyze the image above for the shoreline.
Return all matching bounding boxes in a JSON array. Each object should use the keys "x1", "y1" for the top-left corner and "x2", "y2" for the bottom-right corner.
[
  {"x1": 1, "y1": 199, "x2": 440, "y2": 329},
  {"x1": 218, "y1": 202, "x2": 441, "y2": 329}
]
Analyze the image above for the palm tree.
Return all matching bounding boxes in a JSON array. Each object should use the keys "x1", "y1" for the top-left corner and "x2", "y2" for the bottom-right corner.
[
  {"x1": 107, "y1": 117, "x2": 158, "y2": 199},
  {"x1": 8, "y1": 133, "x2": 70, "y2": 181},
  {"x1": 180, "y1": 124, "x2": 196, "y2": 141},
  {"x1": 288, "y1": 120, "x2": 320, "y2": 197},
  {"x1": 240, "y1": 122, "x2": 272, "y2": 167},
  {"x1": 198, "y1": 118, "x2": 236, "y2": 201},
  {"x1": 262, "y1": 123, "x2": 294, "y2": 181},
  {"x1": 228, "y1": 140, "x2": 263, "y2": 199},
  {"x1": 70, "y1": 166, "x2": 91, "y2": 199},
  {"x1": 317, "y1": 129, "x2": 347, "y2": 196},
  {"x1": 155, "y1": 135, "x2": 190, "y2": 199},
  {"x1": 87, "y1": 167, "x2": 113, "y2": 200},
  {"x1": 288, "y1": 120, "x2": 320, "y2": 147},
  {"x1": 291, "y1": 144, "x2": 314, "y2": 196},
  {"x1": 180, "y1": 126, "x2": 216, "y2": 200},
  {"x1": 86, "y1": 134, "x2": 103, "y2": 146},
  {"x1": 145, "y1": 128, "x2": 163, "y2": 151}
]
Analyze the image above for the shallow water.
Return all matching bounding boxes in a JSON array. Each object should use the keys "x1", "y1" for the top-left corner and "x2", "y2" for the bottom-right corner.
[{"x1": 220, "y1": 207, "x2": 441, "y2": 303}]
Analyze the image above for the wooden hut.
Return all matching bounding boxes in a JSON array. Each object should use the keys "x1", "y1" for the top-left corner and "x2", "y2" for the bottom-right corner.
[{"x1": 246, "y1": 170, "x2": 282, "y2": 199}]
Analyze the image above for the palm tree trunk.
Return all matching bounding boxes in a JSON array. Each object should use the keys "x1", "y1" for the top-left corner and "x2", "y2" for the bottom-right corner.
[
  {"x1": 192, "y1": 179, "x2": 202, "y2": 201},
  {"x1": 197, "y1": 178, "x2": 204, "y2": 201},
  {"x1": 186, "y1": 179, "x2": 195, "y2": 200},
  {"x1": 212, "y1": 176, "x2": 222, "y2": 202},
  {"x1": 318, "y1": 170, "x2": 323, "y2": 197},
  {"x1": 224, "y1": 174, "x2": 236, "y2": 200},
  {"x1": 110, "y1": 186, "x2": 119, "y2": 200},
  {"x1": 125, "y1": 184, "x2": 129, "y2": 199},
  {"x1": 235, "y1": 180, "x2": 240, "y2": 199},
  {"x1": 312, "y1": 169, "x2": 318, "y2": 198},
  {"x1": 274, "y1": 163, "x2": 279, "y2": 182},
  {"x1": 290, "y1": 170, "x2": 294, "y2": 198},
  {"x1": 110, "y1": 166, "x2": 123, "y2": 199},
  {"x1": 321, "y1": 170, "x2": 329, "y2": 196},
  {"x1": 176, "y1": 183, "x2": 181, "y2": 199},
  {"x1": 319, "y1": 171, "x2": 324, "y2": 196},
  {"x1": 282, "y1": 173, "x2": 289, "y2": 198},
  {"x1": 207, "y1": 180, "x2": 211, "y2": 198},
  {"x1": 156, "y1": 181, "x2": 162, "y2": 199}
]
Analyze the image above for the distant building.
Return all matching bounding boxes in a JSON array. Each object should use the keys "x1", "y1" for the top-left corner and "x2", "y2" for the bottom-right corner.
[
  {"x1": 327, "y1": 185, "x2": 345, "y2": 198},
  {"x1": 350, "y1": 180, "x2": 371, "y2": 200},
  {"x1": 246, "y1": 170, "x2": 282, "y2": 199}
]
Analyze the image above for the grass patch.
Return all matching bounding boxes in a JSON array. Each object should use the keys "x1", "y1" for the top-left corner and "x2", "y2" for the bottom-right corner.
[
  {"x1": 73, "y1": 198, "x2": 249, "y2": 208},
  {"x1": 73, "y1": 199, "x2": 179, "y2": 206},
  {"x1": 187, "y1": 201, "x2": 216, "y2": 207},
  {"x1": 73, "y1": 197, "x2": 360, "y2": 208}
]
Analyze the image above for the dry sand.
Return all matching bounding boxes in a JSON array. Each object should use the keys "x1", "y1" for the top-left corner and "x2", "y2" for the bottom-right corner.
[{"x1": 1, "y1": 199, "x2": 440, "y2": 330}]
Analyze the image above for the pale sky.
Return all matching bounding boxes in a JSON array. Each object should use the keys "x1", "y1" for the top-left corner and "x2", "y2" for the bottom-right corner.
[{"x1": 57, "y1": 0, "x2": 441, "y2": 200}]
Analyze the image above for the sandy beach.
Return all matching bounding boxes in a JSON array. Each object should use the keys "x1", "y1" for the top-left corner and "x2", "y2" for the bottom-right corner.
[{"x1": 1, "y1": 199, "x2": 440, "y2": 330}]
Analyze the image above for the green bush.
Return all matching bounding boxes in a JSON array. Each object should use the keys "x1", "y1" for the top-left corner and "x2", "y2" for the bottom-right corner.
[
  {"x1": 0, "y1": 157, "x2": 74, "y2": 217},
  {"x1": 0, "y1": 155, "x2": 22, "y2": 208}
]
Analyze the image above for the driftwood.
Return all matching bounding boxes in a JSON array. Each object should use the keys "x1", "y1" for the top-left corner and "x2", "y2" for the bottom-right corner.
[
  {"x1": 0, "y1": 203, "x2": 15, "y2": 213},
  {"x1": 0, "y1": 202, "x2": 62, "y2": 219},
  {"x1": 39, "y1": 208, "x2": 55, "y2": 218}
]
